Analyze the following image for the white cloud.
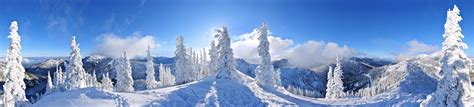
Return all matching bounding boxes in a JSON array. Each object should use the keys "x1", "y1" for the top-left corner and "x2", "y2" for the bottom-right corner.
[
  {"x1": 285, "y1": 41, "x2": 359, "y2": 68},
  {"x1": 395, "y1": 40, "x2": 438, "y2": 61},
  {"x1": 231, "y1": 29, "x2": 293, "y2": 64},
  {"x1": 231, "y1": 27, "x2": 359, "y2": 68},
  {"x1": 94, "y1": 33, "x2": 158, "y2": 58}
]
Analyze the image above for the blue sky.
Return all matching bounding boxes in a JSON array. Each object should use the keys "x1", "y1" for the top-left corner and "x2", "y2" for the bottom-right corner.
[{"x1": 0, "y1": 0, "x2": 473, "y2": 58}]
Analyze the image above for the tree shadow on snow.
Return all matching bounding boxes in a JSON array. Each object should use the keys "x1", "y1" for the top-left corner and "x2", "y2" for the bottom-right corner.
[
  {"x1": 213, "y1": 79, "x2": 266, "y2": 106},
  {"x1": 399, "y1": 63, "x2": 437, "y2": 95},
  {"x1": 146, "y1": 80, "x2": 214, "y2": 106}
]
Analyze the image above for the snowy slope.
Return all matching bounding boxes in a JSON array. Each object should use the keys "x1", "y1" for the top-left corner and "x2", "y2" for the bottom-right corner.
[{"x1": 32, "y1": 73, "x2": 437, "y2": 107}]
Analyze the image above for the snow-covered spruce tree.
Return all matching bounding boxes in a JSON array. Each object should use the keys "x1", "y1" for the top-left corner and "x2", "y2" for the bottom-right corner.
[
  {"x1": 325, "y1": 66, "x2": 334, "y2": 99},
  {"x1": 215, "y1": 26, "x2": 239, "y2": 80},
  {"x1": 64, "y1": 36, "x2": 87, "y2": 90},
  {"x1": 208, "y1": 41, "x2": 218, "y2": 76},
  {"x1": 332, "y1": 56, "x2": 345, "y2": 98},
  {"x1": 101, "y1": 73, "x2": 114, "y2": 91},
  {"x1": 175, "y1": 36, "x2": 193, "y2": 84},
  {"x1": 188, "y1": 49, "x2": 200, "y2": 80},
  {"x1": 45, "y1": 71, "x2": 54, "y2": 94},
  {"x1": 53, "y1": 66, "x2": 64, "y2": 91},
  {"x1": 159, "y1": 63, "x2": 176, "y2": 87},
  {"x1": 255, "y1": 23, "x2": 281, "y2": 87},
  {"x1": 166, "y1": 66, "x2": 176, "y2": 85},
  {"x1": 421, "y1": 5, "x2": 473, "y2": 107},
  {"x1": 2, "y1": 21, "x2": 29, "y2": 106},
  {"x1": 145, "y1": 46, "x2": 159, "y2": 89},
  {"x1": 114, "y1": 51, "x2": 135, "y2": 92},
  {"x1": 200, "y1": 49, "x2": 209, "y2": 77},
  {"x1": 87, "y1": 70, "x2": 99, "y2": 88}
]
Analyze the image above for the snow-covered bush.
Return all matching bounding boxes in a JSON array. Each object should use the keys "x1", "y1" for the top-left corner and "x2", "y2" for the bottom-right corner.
[
  {"x1": 101, "y1": 73, "x2": 114, "y2": 91},
  {"x1": 286, "y1": 85, "x2": 322, "y2": 98}
]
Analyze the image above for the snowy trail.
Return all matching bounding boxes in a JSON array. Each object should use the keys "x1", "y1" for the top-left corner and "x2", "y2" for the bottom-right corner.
[{"x1": 198, "y1": 81, "x2": 219, "y2": 107}]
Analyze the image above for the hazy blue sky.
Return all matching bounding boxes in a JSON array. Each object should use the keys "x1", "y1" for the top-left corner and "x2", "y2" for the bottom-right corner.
[{"x1": 0, "y1": 0, "x2": 472, "y2": 58}]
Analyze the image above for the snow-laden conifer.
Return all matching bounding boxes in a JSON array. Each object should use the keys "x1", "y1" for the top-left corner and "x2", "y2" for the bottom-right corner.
[
  {"x1": 159, "y1": 63, "x2": 176, "y2": 87},
  {"x1": 114, "y1": 51, "x2": 135, "y2": 92},
  {"x1": 325, "y1": 66, "x2": 334, "y2": 99},
  {"x1": 255, "y1": 23, "x2": 281, "y2": 87},
  {"x1": 101, "y1": 73, "x2": 114, "y2": 91},
  {"x1": 2, "y1": 21, "x2": 29, "y2": 106},
  {"x1": 421, "y1": 5, "x2": 473, "y2": 107},
  {"x1": 146, "y1": 46, "x2": 159, "y2": 89},
  {"x1": 64, "y1": 36, "x2": 87, "y2": 90},
  {"x1": 175, "y1": 36, "x2": 193, "y2": 84},
  {"x1": 215, "y1": 27, "x2": 239, "y2": 80},
  {"x1": 45, "y1": 71, "x2": 54, "y2": 94}
]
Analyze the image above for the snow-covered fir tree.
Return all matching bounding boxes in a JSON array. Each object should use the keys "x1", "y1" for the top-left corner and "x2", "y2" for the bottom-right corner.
[
  {"x1": 159, "y1": 63, "x2": 176, "y2": 87},
  {"x1": 325, "y1": 66, "x2": 334, "y2": 99},
  {"x1": 175, "y1": 36, "x2": 193, "y2": 84},
  {"x1": 332, "y1": 57, "x2": 345, "y2": 98},
  {"x1": 45, "y1": 71, "x2": 54, "y2": 94},
  {"x1": 208, "y1": 41, "x2": 218, "y2": 76},
  {"x1": 198, "y1": 49, "x2": 209, "y2": 78},
  {"x1": 53, "y1": 65, "x2": 64, "y2": 91},
  {"x1": 421, "y1": 5, "x2": 473, "y2": 107},
  {"x1": 255, "y1": 23, "x2": 281, "y2": 87},
  {"x1": 101, "y1": 73, "x2": 114, "y2": 91},
  {"x1": 146, "y1": 46, "x2": 159, "y2": 89},
  {"x1": 64, "y1": 36, "x2": 88, "y2": 90},
  {"x1": 86, "y1": 70, "x2": 100, "y2": 88},
  {"x1": 188, "y1": 48, "x2": 200, "y2": 80},
  {"x1": 2, "y1": 21, "x2": 29, "y2": 107},
  {"x1": 215, "y1": 26, "x2": 239, "y2": 80},
  {"x1": 114, "y1": 51, "x2": 135, "y2": 92}
]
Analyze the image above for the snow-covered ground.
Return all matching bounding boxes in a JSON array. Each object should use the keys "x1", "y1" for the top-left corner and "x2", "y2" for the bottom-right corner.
[{"x1": 33, "y1": 71, "x2": 440, "y2": 107}]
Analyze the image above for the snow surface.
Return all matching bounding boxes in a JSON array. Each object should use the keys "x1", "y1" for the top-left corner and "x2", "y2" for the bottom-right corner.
[{"x1": 32, "y1": 69, "x2": 453, "y2": 107}]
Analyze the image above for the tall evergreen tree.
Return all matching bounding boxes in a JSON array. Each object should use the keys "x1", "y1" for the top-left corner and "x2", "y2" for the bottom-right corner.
[
  {"x1": 175, "y1": 36, "x2": 193, "y2": 84},
  {"x1": 215, "y1": 27, "x2": 239, "y2": 80},
  {"x1": 53, "y1": 65, "x2": 64, "y2": 91},
  {"x1": 2, "y1": 21, "x2": 29, "y2": 106},
  {"x1": 208, "y1": 41, "x2": 218, "y2": 76},
  {"x1": 332, "y1": 57, "x2": 345, "y2": 98},
  {"x1": 114, "y1": 51, "x2": 135, "y2": 92},
  {"x1": 255, "y1": 23, "x2": 281, "y2": 87},
  {"x1": 325, "y1": 66, "x2": 334, "y2": 99},
  {"x1": 146, "y1": 46, "x2": 159, "y2": 89},
  {"x1": 45, "y1": 71, "x2": 54, "y2": 94},
  {"x1": 64, "y1": 36, "x2": 87, "y2": 90},
  {"x1": 421, "y1": 5, "x2": 473, "y2": 107}
]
